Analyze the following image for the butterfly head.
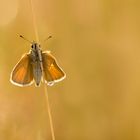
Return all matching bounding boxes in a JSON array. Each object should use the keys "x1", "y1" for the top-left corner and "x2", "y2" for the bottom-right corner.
[{"x1": 31, "y1": 42, "x2": 40, "y2": 51}]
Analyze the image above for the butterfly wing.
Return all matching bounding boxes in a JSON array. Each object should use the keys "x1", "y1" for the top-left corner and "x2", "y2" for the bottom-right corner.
[
  {"x1": 42, "y1": 51, "x2": 66, "y2": 86},
  {"x1": 10, "y1": 53, "x2": 34, "y2": 87}
]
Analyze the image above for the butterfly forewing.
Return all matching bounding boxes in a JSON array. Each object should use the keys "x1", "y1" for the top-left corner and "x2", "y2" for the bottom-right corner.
[
  {"x1": 42, "y1": 51, "x2": 66, "y2": 86},
  {"x1": 10, "y1": 54, "x2": 33, "y2": 86}
]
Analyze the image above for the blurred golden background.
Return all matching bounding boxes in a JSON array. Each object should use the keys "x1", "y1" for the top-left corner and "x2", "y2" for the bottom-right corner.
[{"x1": 0, "y1": 0, "x2": 140, "y2": 139}]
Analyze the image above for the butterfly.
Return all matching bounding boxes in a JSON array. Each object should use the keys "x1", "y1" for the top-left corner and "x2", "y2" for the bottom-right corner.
[{"x1": 10, "y1": 36, "x2": 66, "y2": 87}]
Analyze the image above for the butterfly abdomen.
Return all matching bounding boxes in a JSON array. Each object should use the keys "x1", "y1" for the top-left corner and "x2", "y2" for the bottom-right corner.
[{"x1": 32, "y1": 61, "x2": 42, "y2": 86}]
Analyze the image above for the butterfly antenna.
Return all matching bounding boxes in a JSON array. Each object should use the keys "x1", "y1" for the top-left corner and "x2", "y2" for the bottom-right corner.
[
  {"x1": 43, "y1": 35, "x2": 52, "y2": 42},
  {"x1": 40, "y1": 36, "x2": 52, "y2": 47},
  {"x1": 19, "y1": 34, "x2": 32, "y2": 44}
]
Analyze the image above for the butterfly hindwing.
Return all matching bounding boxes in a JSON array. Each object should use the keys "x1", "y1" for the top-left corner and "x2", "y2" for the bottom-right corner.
[
  {"x1": 10, "y1": 54, "x2": 33, "y2": 86},
  {"x1": 42, "y1": 51, "x2": 66, "y2": 86}
]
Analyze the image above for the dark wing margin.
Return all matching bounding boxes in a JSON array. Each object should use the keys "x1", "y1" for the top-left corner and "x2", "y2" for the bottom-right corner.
[
  {"x1": 10, "y1": 53, "x2": 34, "y2": 87},
  {"x1": 42, "y1": 51, "x2": 66, "y2": 86}
]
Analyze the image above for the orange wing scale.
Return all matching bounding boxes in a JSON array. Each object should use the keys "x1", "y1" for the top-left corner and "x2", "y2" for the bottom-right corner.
[
  {"x1": 10, "y1": 54, "x2": 33, "y2": 86},
  {"x1": 42, "y1": 52, "x2": 66, "y2": 86}
]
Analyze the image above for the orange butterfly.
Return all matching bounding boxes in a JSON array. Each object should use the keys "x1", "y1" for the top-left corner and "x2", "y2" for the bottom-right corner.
[{"x1": 10, "y1": 36, "x2": 66, "y2": 87}]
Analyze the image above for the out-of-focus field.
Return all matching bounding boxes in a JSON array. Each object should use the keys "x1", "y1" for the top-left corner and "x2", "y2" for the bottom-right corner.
[{"x1": 0, "y1": 0, "x2": 140, "y2": 139}]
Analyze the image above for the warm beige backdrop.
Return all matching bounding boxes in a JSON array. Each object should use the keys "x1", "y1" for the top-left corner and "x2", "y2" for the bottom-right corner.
[{"x1": 0, "y1": 0, "x2": 140, "y2": 140}]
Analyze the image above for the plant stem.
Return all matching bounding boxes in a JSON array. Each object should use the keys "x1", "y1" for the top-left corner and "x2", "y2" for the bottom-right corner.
[{"x1": 29, "y1": 0, "x2": 56, "y2": 139}]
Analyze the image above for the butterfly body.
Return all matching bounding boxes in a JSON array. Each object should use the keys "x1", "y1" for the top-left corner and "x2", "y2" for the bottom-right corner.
[
  {"x1": 10, "y1": 42, "x2": 66, "y2": 87},
  {"x1": 30, "y1": 43, "x2": 42, "y2": 86}
]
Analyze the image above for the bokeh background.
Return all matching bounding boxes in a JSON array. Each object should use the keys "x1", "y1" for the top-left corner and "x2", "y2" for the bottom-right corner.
[{"x1": 0, "y1": 0, "x2": 140, "y2": 139}]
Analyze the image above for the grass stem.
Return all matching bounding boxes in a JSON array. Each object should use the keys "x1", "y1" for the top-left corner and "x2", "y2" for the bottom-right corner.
[{"x1": 29, "y1": 0, "x2": 56, "y2": 139}]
